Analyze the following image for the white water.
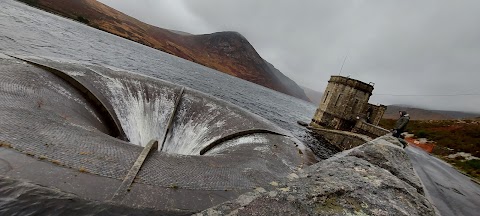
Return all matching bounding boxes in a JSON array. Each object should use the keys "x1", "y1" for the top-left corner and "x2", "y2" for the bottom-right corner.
[
  {"x1": 97, "y1": 73, "x2": 272, "y2": 154},
  {"x1": 206, "y1": 134, "x2": 270, "y2": 155},
  {"x1": 101, "y1": 75, "x2": 175, "y2": 147},
  {"x1": 162, "y1": 94, "x2": 225, "y2": 155}
]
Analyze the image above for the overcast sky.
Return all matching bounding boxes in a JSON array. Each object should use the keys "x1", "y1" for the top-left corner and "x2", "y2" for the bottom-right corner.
[{"x1": 99, "y1": 0, "x2": 480, "y2": 113}]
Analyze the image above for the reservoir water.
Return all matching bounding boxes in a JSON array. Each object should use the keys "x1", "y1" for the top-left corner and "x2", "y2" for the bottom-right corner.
[{"x1": 0, "y1": 0, "x2": 334, "y2": 157}]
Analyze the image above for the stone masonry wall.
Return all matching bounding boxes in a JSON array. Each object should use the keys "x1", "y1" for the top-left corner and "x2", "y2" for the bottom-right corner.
[
  {"x1": 307, "y1": 126, "x2": 371, "y2": 151},
  {"x1": 313, "y1": 76, "x2": 374, "y2": 131},
  {"x1": 366, "y1": 103, "x2": 387, "y2": 125},
  {"x1": 353, "y1": 120, "x2": 390, "y2": 138}
]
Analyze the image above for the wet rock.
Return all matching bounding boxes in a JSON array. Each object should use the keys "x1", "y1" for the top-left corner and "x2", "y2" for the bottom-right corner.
[
  {"x1": 346, "y1": 137, "x2": 425, "y2": 194},
  {"x1": 297, "y1": 120, "x2": 309, "y2": 127},
  {"x1": 197, "y1": 136, "x2": 435, "y2": 216}
]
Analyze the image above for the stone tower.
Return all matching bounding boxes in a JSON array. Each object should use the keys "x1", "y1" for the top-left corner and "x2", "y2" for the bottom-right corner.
[{"x1": 311, "y1": 76, "x2": 386, "y2": 131}]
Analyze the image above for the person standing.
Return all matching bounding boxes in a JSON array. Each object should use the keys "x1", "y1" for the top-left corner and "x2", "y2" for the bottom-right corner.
[{"x1": 393, "y1": 111, "x2": 410, "y2": 138}]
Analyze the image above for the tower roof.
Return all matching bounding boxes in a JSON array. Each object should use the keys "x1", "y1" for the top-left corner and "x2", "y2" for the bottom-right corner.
[{"x1": 328, "y1": 76, "x2": 374, "y2": 94}]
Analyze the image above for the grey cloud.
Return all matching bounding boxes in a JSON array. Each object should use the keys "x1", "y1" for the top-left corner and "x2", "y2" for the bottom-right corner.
[
  {"x1": 98, "y1": 0, "x2": 480, "y2": 113},
  {"x1": 99, "y1": 0, "x2": 214, "y2": 33}
]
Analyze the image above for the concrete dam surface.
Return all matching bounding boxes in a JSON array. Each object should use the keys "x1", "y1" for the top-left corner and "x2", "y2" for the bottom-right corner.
[
  {"x1": 0, "y1": 54, "x2": 438, "y2": 215},
  {"x1": 0, "y1": 54, "x2": 316, "y2": 214}
]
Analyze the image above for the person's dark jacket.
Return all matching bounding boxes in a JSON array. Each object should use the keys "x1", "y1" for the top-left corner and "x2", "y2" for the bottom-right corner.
[{"x1": 394, "y1": 112, "x2": 410, "y2": 131}]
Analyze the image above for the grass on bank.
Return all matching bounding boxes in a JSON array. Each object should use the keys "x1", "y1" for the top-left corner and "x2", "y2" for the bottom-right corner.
[{"x1": 379, "y1": 119, "x2": 480, "y2": 181}]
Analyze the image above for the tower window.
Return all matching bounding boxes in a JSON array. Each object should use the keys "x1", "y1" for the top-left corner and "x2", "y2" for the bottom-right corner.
[
  {"x1": 353, "y1": 99, "x2": 359, "y2": 111},
  {"x1": 335, "y1": 94, "x2": 342, "y2": 107},
  {"x1": 323, "y1": 91, "x2": 330, "y2": 103}
]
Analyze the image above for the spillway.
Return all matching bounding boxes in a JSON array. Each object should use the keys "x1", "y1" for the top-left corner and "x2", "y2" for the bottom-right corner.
[{"x1": 0, "y1": 54, "x2": 316, "y2": 212}]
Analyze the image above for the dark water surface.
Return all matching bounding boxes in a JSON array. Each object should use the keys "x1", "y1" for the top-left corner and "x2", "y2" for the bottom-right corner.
[{"x1": 0, "y1": 0, "x2": 335, "y2": 214}]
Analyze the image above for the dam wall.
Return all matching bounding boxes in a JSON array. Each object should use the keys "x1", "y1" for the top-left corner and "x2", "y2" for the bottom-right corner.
[
  {"x1": 353, "y1": 120, "x2": 390, "y2": 138},
  {"x1": 199, "y1": 135, "x2": 436, "y2": 215},
  {"x1": 307, "y1": 126, "x2": 372, "y2": 150}
]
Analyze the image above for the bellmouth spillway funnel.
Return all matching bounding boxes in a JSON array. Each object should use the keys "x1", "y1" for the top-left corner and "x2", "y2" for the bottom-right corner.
[
  {"x1": 0, "y1": 55, "x2": 315, "y2": 197},
  {"x1": 9, "y1": 55, "x2": 301, "y2": 156},
  {"x1": 90, "y1": 65, "x2": 291, "y2": 155},
  {"x1": 98, "y1": 73, "x2": 177, "y2": 147}
]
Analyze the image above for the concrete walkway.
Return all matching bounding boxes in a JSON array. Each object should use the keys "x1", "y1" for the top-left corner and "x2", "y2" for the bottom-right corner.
[{"x1": 406, "y1": 146, "x2": 480, "y2": 216}]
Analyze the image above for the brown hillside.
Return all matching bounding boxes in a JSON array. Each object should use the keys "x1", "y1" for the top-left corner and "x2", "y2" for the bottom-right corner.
[
  {"x1": 379, "y1": 119, "x2": 480, "y2": 180},
  {"x1": 20, "y1": 0, "x2": 309, "y2": 101},
  {"x1": 301, "y1": 86, "x2": 323, "y2": 105},
  {"x1": 383, "y1": 105, "x2": 479, "y2": 120},
  {"x1": 383, "y1": 106, "x2": 451, "y2": 120}
]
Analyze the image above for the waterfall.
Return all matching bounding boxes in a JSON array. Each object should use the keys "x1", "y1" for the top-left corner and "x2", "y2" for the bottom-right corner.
[{"x1": 101, "y1": 75, "x2": 176, "y2": 147}]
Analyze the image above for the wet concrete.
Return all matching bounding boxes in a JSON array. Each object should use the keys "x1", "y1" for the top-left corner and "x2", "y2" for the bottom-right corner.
[
  {"x1": 0, "y1": 148, "x2": 121, "y2": 202},
  {"x1": 0, "y1": 148, "x2": 246, "y2": 213},
  {"x1": 0, "y1": 55, "x2": 315, "y2": 212},
  {"x1": 406, "y1": 146, "x2": 480, "y2": 216}
]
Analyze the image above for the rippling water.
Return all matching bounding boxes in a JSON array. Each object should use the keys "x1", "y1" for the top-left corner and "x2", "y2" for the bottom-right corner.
[{"x1": 0, "y1": 0, "x2": 334, "y2": 156}]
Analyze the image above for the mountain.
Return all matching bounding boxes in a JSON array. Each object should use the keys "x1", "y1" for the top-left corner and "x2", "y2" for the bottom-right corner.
[
  {"x1": 432, "y1": 110, "x2": 480, "y2": 119},
  {"x1": 301, "y1": 86, "x2": 323, "y2": 105},
  {"x1": 266, "y1": 62, "x2": 311, "y2": 101},
  {"x1": 18, "y1": 0, "x2": 309, "y2": 101},
  {"x1": 383, "y1": 105, "x2": 479, "y2": 120}
]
